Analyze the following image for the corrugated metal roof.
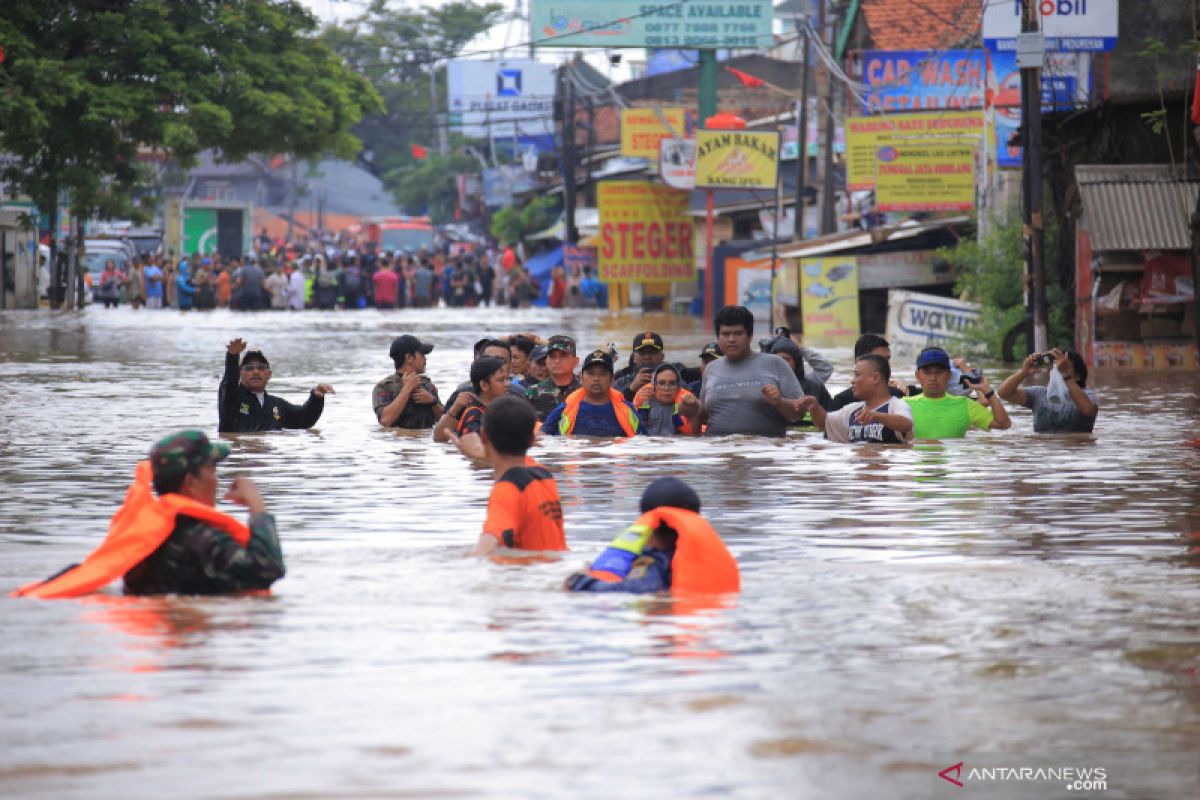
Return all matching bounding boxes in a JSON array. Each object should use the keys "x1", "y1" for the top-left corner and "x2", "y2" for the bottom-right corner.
[{"x1": 1076, "y1": 164, "x2": 1200, "y2": 252}]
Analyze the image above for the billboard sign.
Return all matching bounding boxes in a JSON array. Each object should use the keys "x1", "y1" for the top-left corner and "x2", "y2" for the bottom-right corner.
[
  {"x1": 447, "y1": 60, "x2": 555, "y2": 141},
  {"x1": 886, "y1": 289, "x2": 982, "y2": 355},
  {"x1": 874, "y1": 143, "x2": 977, "y2": 212},
  {"x1": 800, "y1": 257, "x2": 860, "y2": 341},
  {"x1": 983, "y1": 0, "x2": 1118, "y2": 52},
  {"x1": 597, "y1": 181, "x2": 694, "y2": 282},
  {"x1": 845, "y1": 111, "x2": 983, "y2": 190},
  {"x1": 861, "y1": 50, "x2": 986, "y2": 114},
  {"x1": 694, "y1": 130, "x2": 779, "y2": 189},
  {"x1": 621, "y1": 107, "x2": 686, "y2": 160},
  {"x1": 659, "y1": 138, "x2": 696, "y2": 189},
  {"x1": 530, "y1": 1, "x2": 773, "y2": 49}
]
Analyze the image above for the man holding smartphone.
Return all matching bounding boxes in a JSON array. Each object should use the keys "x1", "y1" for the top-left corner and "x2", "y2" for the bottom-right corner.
[{"x1": 997, "y1": 349, "x2": 1098, "y2": 433}]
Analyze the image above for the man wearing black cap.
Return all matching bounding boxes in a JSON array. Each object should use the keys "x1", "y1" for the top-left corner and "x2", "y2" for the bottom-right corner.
[
  {"x1": 687, "y1": 342, "x2": 723, "y2": 395},
  {"x1": 523, "y1": 344, "x2": 550, "y2": 389},
  {"x1": 219, "y1": 338, "x2": 334, "y2": 433},
  {"x1": 373, "y1": 334, "x2": 444, "y2": 429},
  {"x1": 542, "y1": 349, "x2": 641, "y2": 437},
  {"x1": 442, "y1": 337, "x2": 528, "y2": 413},
  {"x1": 905, "y1": 346, "x2": 1010, "y2": 438},
  {"x1": 526, "y1": 335, "x2": 582, "y2": 419}
]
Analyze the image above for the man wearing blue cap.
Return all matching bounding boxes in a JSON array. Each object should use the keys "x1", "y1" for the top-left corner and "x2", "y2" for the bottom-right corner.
[{"x1": 905, "y1": 346, "x2": 1011, "y2": 439}]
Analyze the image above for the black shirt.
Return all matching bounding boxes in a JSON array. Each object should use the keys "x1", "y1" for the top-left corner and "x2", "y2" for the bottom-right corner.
[{"x1": 219, "y1": 353, "x2": 324, "y2": 432}]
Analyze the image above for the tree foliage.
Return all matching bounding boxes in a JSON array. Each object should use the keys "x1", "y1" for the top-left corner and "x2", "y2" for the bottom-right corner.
[
  {"x1": 0, "y1": 0, "x2": 380, "y2": 221},
  {"x1": 388, "y1": 152, "x2": 481, "y2": 222},
  {"x1": 490, "y1": 196, "x2": 558, "y2": 245},
  {"x1": 320, "y1": 1, "x2": 504, "y2": 203}
]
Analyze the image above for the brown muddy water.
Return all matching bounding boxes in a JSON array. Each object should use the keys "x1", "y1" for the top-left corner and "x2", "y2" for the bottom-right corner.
[{"x1": 1, "y1": 306, "x2": 1199, "y2": 800}]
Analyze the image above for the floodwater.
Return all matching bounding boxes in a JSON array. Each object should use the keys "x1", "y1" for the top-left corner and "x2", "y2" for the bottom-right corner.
[{"x1": 1, "y1": 306, "x2": 1198, "y2": 800}]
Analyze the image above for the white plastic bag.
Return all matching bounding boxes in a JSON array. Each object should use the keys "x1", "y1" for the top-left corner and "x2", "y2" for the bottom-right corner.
[{"x1": 1047, "y1": 362, "x2": 1070, "y2": 404}]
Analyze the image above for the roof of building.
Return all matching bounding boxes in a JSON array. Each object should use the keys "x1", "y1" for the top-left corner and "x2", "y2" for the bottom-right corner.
[
  {"x1": 860, "y1": 0, "x2": 981, "y2": 51},
  {"x1": 1076, "y1": 164, "x2": 1200, "y2": 252}
]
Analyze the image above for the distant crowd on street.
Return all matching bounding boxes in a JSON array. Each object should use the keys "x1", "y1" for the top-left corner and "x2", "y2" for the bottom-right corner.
[{"x1": 88, "y1": 227, "x2": 608, "y2": 312}]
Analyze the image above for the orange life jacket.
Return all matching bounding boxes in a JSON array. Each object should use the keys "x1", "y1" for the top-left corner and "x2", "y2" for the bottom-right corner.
[
  {"x1": 588, "y1": 506, "x2": 739, "y2": 594},
  {"x1": 558, "y1": 387, "x2": 639, "y2": 437},
  {"x1": 12, "y1": 461, "x2": 250, "y2": 599}
]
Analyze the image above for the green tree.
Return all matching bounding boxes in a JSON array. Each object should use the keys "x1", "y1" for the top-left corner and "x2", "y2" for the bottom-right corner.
[
  {"x1": 490, "y1": 196, "x2": 558, "y2": 246},
  {"x1": 387, "y1": 151, "x2": 480, "y2": 222},
  {"x1": 320, "y1": 1, "x2": 504, "y2": 198},
  {"x1": 0, "y1": 0, "x2": 380, "y2": 298}
]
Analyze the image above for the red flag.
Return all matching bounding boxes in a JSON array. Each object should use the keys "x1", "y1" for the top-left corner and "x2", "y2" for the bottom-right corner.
[
  {"x1": 1191, "y1": 65, "x2": 1200, "y2": 125},
  {"x1": 410, "y1": 143, "x2": 428, "y2": 160},
  {"x1": 725, "y1": 67, "x2": 765, "y2": 88}
]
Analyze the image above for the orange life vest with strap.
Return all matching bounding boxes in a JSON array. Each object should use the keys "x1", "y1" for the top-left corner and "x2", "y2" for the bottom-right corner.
[
  {"x1": 587, "y1": 506, "x2": 739, "y2": 593},
  {"x1": 558, "y1": 387, "x2": 639, "y2": 437},
  {"x1": 633, "y1": 385, "x2": 695, "y2": 435},
  {"x1": 12, "y1": 461, "x2": 251, "y2": 600}
]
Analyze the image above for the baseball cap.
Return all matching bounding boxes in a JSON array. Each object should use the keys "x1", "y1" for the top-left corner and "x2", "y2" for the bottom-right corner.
[
  {"x1": 581, "y1": 349, "x2": 614, "y2": 373},
  {"x1": 149, "y1": 430, "x2": 230, "y2": 482},
  {"x1": 916, "y1": 347, "x2": 951, "y2": 370},
  {"x1": 546, "y1": 335, "x2": 577, "y2": 355},
  {"x1": 241, "y1": 349, "x2": 270, "y2": 368},
  {"x1": 390, "y1": 334, "x2": 434, "y2": 362},
  {"x1": 632, "y1": 331, "x2": 664, "y2": 351},
  {"x1": 640, "y1": 477, "x2": 701, "y2": 514},
  {"x1": 699, "y1": 342, "x2": 723, "y2": 360},
  {"x1": 530, "y1": 344, "x2": 549, "y2": 363}
]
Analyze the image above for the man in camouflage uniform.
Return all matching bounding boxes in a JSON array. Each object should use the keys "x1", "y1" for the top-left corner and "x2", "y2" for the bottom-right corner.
[
  {"x1": 373, "y1": 334, "x2": 444, "y2": 428},
  {"x1": 526, "y1": 335, "x2": 581, "y2": 420},
  {"x1": 123, "y1": 430, "x2": 285, "y2": 595},
  {"x1": 219, "y1": 338, "x2": 334, "y2": 433}
]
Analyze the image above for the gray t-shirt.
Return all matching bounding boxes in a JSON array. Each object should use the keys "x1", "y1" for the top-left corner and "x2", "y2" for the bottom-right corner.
[
  {"x1": 1021, "y1": 385, "x2": 1098, "y2": 433},
  {"x1": 700, "y1": 352, "x2": 803, "y2": 437}
]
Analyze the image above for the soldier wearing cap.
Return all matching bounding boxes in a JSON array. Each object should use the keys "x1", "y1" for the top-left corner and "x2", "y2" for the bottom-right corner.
[
  {"x1": 542, "y1": 349, "x2": 641, "y2": 437},
  {"x1": 219, "y1": 338, "x2": 334, "y2": 433},
  {"x1": 688, "y1": 342, "x2": 723, "y2": 395},
  {"x1": 523, "y1": 344, "x2": 550, "y2": 389},
  {"x1": 526, "y1": 335, "x2": 582, "y2": 420},
  {"x1": 613, "y1": 331, "x2": 696, "y2": 402},
  {"x1": 374, "y1": 334, "x2": 444, "y2": 429},
  {"x1": 124, "y1": 431, "x2": 285, "y2": 595}
]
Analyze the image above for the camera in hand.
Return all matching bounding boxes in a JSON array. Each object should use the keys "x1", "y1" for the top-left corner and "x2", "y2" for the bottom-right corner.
[
  {"x1": 1030, "y1": 352, "x2": 1054, "y2": 368},
  {"x1": 959, "y1": 368, "x2": 983, "y2": 387}
]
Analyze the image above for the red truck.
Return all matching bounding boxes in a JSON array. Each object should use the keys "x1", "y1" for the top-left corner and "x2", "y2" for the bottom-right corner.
[{"x1": 364, "y1": 216, "x2": 435, "y2": 256}]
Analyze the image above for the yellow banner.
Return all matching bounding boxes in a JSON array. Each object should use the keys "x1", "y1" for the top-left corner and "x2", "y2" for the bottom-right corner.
[
  {"x1": 800, "y1": 257, "x2": 859, "y2": 341},
  {"x1": 694, "y1": 130, "x2": 779, "y2": 189},
  {"x1": 845, "y1": 110, "x2": 983, "y2": 190},
  {"x1": 875, "y1": 143, "x2": 976, "y2": 212},
  {"x1": 597, "y1": 181, "x2": 695, "y2": 283},
  {"x1": 621, "y1": 108, "x2": 685, "y2": 160}
]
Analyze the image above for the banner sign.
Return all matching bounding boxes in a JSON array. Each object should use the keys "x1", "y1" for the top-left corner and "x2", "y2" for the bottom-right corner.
[
  {"x1": 694, "y1": 130, "x2": 779, "y2": 189},
  {"x1": 563, "y1": 244, "x2": 597, "y2": 274},
  {"x1": 983, "y1": 0, "x2": 1118, "y2": 52},
  {"x1": 659, "y1": 137, "x2": 696, "y2": 189},
  {"x1": 988, "y1": 50, "x2": 1089, "y2": 168},
  {"x1": 530, "y1": 0, "x2": 773, "y2": 49},
  {"x1": 447, "y1": 60, "x2": 555, "y2": 140},
  {"x1": 621, "y1": 107, "x2": 685, "y2": 160},
  {"x1": 861, "y1": 50, "x2": 986, "y2": 114},
  {"x1": 874, "y1": 143, "x2": 977, "y2": 212},
  {"x1": 800, "y1": 257, "x2": 860, "y2": 341},
  {"x1": 886, "y1": 289, "x2": 982, "y2": 355},
  {"x1": 845, "y1": 111, "x2": 983, "y2": 190},
  {"x1": 597, "y1": 181, "x2": 694, "y2": 282}
]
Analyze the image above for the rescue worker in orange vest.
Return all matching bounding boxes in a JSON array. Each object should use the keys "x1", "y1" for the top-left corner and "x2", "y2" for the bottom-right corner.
[
  {"x1": 12, "y1": 431, "x2": 284, "y2": 599},
  {"x1": 563, "y1": 477, "x2": 739, "y2": 594},
  {"x1": 632, "y1": 364, "x2": 699, "y2": 436},
  {"x1": 541, "y1": 349, "x2": 641, "y2": 437}
]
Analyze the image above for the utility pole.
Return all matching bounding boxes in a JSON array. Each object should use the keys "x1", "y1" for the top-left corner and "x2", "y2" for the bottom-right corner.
[
  {"x1": 698, "y1": 50, "x2": 718, "y2": 126},
  {"x1": 561, "y1": 67, "x2": 578, "y2": 245},
  {"x1": 819, "y1": 0, "x2": 837, "y2": 235},
  {"x1": 793, "y1": 20, "x2": 810, "y2": 240},
  {"x1": 585, "y1": 97, "x2": 596, "y2": 207},
  {"x1": 1190, "y1": 0, "x2": 1200, "y2": 350},
  {"x1": 1020, "y1": 0, "x2": 1048, "y2": 353}
]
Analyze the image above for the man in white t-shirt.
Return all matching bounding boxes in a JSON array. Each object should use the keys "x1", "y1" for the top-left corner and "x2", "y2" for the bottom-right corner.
[{"x1": 804, "y1": 354, "x2": 913, "y2": 444}]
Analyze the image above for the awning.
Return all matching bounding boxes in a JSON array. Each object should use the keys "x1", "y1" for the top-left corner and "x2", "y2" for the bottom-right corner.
[
  {"x1": 527, "y1": 208, "x2": 600, "y2": 241},
  {"x1": 524, "y1": 245, "x2": 563, "y2": 281},
  {"x1": 774, "y1": 216, "x2": 971, "y2": 259},
  {"x1": 1076, "y1": 164, "x2": 1200, "y2": 252}
]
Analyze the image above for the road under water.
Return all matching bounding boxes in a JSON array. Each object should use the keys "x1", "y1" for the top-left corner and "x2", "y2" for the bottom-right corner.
[{"x1": 1, "y1": 306, "x2": 1198, "y2": 799}]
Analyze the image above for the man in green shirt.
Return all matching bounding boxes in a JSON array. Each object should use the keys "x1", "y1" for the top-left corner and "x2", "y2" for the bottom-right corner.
[{"x1": 905, "y1": 347, "x2": 1011, "y2": 439}]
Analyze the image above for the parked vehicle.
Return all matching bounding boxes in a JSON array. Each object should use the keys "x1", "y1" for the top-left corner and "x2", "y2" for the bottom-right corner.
[{"x1": 364, "y1": 216, "x2": 435, "y2": 256}]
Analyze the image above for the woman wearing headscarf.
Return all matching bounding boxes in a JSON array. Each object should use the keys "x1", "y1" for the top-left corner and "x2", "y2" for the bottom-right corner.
[
  {"x1": 632, "y1": 364, "x2": 699, "y2": 436},
  {"x1": 769, "y1": 337, "x2": 833, "y2": 411}
]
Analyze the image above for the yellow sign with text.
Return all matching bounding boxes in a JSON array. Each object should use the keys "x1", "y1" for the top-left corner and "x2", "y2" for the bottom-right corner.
[
  {"x1": 597, "y1": 181, "x2": 695, "y2": 283},
  {"x1": 845, "y1": 110, "x2": 983, "y2": 190},
  {"x1": 694, "y1": 130, "x2": 779, "y2": 189},
  {"x1": 800, "y1": 257, "x2": 859, "y2": 341},
  {"x1": 875, "y1": 143, "x2": 976, "y2": 212},
  {"x1": 621, "y1": 108, "x2": 685, "y2": 160}
]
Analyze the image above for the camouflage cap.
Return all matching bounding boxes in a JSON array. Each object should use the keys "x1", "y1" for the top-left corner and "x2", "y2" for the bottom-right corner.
[{"x1": 149, "y1": 430, "x2": 230, "y2": 481}]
